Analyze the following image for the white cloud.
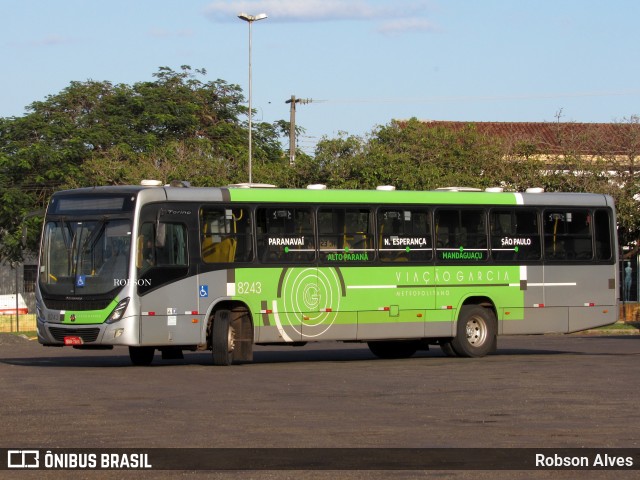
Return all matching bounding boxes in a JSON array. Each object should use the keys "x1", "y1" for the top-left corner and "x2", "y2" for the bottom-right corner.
[
  {"x1": 204, "y1": 0, "x2": 382, "y2": 21},
  {"x1": 7, "y1": 34, "x2": 80, "y2": 50},
  {"x1": 203, "y1": 0, "x2": 437, "y2": 29},
  {"x1": 377, "y1": 18, "x2": 438, "y2": 35},
  {"x1": 29, "y1": 35, "x2": 76, "y2": 47}
]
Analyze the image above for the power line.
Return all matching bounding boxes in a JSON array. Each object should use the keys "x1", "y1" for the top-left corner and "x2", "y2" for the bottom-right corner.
[{"x1": 318, "y1": 89, "x2": 640, "y2": 105}]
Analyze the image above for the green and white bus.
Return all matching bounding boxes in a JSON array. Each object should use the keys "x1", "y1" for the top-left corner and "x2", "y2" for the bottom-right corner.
[{"x1": 35, "y1": 183, "x2": 619, "y2": 365}]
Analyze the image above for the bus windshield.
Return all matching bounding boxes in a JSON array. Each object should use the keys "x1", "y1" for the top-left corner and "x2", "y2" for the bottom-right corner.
[{"x1": 39, "y1": 219, "x2": 132, "y2": 296}]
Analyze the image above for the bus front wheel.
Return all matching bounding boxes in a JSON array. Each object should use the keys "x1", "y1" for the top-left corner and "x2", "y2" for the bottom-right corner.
[
  {"x1": 212, "y1": 309, "x2": 235, "y2": 366},
  {"x1": 450, "y1": 305, "x2": 496, "y2": 358}
]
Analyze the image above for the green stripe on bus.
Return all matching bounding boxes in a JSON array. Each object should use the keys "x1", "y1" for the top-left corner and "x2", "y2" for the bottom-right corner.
[{"x1": 227, "y1": 188, "x2": 520, "y2": 205}]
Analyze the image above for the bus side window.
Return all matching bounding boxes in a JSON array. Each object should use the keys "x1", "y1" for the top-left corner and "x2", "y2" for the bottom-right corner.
[
  {"x1": 318, "y1": 210, "x2": 339, "y2": 260},
  {"x1": 138, "y1": 222, "x2": 187, "y2": 270},
  {"x1": 594, "y1": 209, "x2": 612, "y2": 261},
  {"x1": 318, "y1": 208, "x2": 374, "y2": 262},
  {"x1": 544, "y1": 209, "x2": 593, "y2": 261},
  {"x1": 156, "y1": 223, "x2": 187, "y2": 266},
  {"x1": 256, "y1": 207, "x2": 314, "y2": 263},
  {"x1": 136, "y1": 222, "x2": 155, "y2": 272},
  {"x1": 136, "y1": 221, "x2": 189, "y2": 295},
  {"x1": 378, "y1": 208, "x2": 431, "y2": 262},
  {"x1": 200, "y1": 207, "x2": 253, "y2": 264},
  {"x1": 461, "y1": 210, "x2": 486, "y2": 250},
  {"x1": 436, "y1": 208, "x2": 487, "y2": 262},
  {"x1": 344, "y1": 209, "x2": 373, "y2": 254},
  {"x1": 490, "y1": 209, "x2": 541, "y2": 261}
]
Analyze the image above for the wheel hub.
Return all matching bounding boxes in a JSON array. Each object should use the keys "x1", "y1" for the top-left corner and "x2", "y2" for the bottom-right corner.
[{"x1": 466, "y1": 317, "x2": 487, "y2": 346}]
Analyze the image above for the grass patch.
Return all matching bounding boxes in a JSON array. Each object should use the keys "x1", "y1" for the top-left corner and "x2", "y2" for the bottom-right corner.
[
  {"x1": 12, "y1": 331, "x2": 37, "y2": 337},
  {"x1": 594, "y1": 321, "x2": 639, "y2": 331}
]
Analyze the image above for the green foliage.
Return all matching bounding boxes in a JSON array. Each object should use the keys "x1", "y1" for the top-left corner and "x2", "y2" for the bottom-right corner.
[
  {"x1": 0, "y1": 66, "x2": 287, "y2": 262},
  {"x1": 300, "y1": 119, "x2": 508, "y2": 191}
]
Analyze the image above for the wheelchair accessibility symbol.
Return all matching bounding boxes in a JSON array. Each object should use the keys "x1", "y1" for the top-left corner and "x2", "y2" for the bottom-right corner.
[{"x1": 199, "y1": 285, "x2": 208, "y2": 298}]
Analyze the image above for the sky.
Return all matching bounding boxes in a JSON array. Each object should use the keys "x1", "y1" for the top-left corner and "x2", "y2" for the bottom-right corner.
[{"x1": 2, "y1": 0, "x2": 640, "y2": 154}]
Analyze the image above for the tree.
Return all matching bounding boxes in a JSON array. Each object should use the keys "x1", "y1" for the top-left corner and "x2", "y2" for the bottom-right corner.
[
  {"x1": 308, "y1": 118, "x2": 506, "y2": 191},
  {"x1": 496, "y1": 117, "x2": 640, "y2": 252},
  {"x1": 0, "y1": 66, "x2": 287, "y2": 262},
  {"x1": 600, "y1": 116, "x2": 640, "y2": 253}
]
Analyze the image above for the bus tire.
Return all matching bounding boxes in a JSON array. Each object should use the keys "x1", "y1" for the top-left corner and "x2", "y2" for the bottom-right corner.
[
  {"x1": 129, "y1": 346, "x2": 155, "y2": 366},
  {"x1": 212, "y1": 309, "x2": 235, "y2": 366},
  {"x1": 367, "y1": 341, "x2": 418, "y2": 359},
  {"x1": 451, "y1": 305, "x2": 496, "y2": 358},
  {"x1": 439, "y1": 339, "x2": 458, "y2": 357}
]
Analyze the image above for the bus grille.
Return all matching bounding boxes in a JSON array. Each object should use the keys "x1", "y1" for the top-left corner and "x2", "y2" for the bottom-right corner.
[
  {"x1": 49, "y1": 327, "x2": 101, "y2": 343},
  {"x1": 42, "y1": 298, "x2": 113, "y2": 311}
]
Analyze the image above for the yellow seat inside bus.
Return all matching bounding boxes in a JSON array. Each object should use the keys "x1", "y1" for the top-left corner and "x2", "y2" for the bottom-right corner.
[{"x1": 202, "y1": 236, "x2": 237, "y2": 263}]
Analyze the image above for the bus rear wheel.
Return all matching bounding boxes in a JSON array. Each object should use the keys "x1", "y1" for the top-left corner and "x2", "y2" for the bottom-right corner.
[
  {"x1": 367, "y1": 341, "x2": 418, "y2": 359},
  {"x1": 212, "y1": 309, "x2": 235, "y2": 366},
  {"x1": 129, "y1": 346, "x2": 155, "y2": 366},
  {"x1": 450, "y1": 305, "x2": 496, "y2": 358},
  {"x1": 439, "y1": 339, "x2": 458, "y2": 357}
]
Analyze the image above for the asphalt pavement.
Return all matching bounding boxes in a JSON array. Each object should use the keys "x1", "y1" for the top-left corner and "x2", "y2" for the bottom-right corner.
[{"x1": 0, "y1": 333, "x2": 639, "y2": 480}]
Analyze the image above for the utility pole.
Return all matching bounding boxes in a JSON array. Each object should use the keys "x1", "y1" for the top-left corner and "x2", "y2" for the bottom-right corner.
[{"x1": 285, "y1": 95, "x2": 312, "y2": 165}]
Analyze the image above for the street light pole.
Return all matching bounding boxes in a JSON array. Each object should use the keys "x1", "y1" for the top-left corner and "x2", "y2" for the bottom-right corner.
[{"x1": 238, "y1": 12, "x2": 267, "y2": 185}]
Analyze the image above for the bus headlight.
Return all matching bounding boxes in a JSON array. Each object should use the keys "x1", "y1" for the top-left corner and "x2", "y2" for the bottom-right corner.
[{"x1": 105, "y1": 298, "x2": 130, "y2": 324}]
